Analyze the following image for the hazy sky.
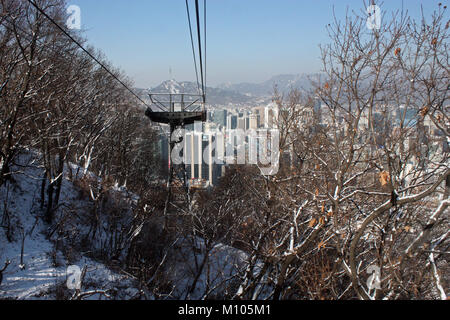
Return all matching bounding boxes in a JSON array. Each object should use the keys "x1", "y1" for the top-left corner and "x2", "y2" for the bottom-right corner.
[{"x1": 69, "y1": 0, "x2": 447, "y2": 88}]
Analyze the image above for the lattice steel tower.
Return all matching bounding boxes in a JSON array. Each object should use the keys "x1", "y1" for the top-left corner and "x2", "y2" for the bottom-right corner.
[{"x1": 145, "y1": 93, "x2": 206, "y2": 222}]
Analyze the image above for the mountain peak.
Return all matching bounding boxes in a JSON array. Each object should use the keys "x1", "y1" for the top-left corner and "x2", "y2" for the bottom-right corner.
[
  {"x1": 150, "y1": 80, "x2": 254, "y2": 106},
  {"x1": 147, "y1": 73, "x2": 317, "y2": 106}
]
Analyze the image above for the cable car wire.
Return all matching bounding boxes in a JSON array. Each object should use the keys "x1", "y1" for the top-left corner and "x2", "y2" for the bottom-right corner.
[
  {"x1": 26, "y1": 0, "x2": 154, "y2": 110},
  {"x1": 194, "y1": 0, "x2": 205, "y2": 103},
  {"x1": 204, "y1": 0, "x2": 207, "y2": 102},
  {"x1": 185, "y1": 0, "x2": 201, "y2": 96}
]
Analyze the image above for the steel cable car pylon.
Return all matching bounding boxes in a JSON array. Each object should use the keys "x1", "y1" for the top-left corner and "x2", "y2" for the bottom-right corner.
[
  {"x1": 145, "y1": 0, "x2": 206, "y2": 230},
  {"x1": 145, "y1": 94, "x2": 206, "y2": 229}
]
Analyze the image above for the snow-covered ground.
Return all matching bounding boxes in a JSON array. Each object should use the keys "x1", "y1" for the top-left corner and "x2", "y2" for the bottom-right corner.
[
  {"x1": 0, "y1": 150, "x2": 258, "y2": 300},
  {"x1": 0, "y1": 151, "x2": 140, "y2": 300},
  {"x1": 169, "y1": 237, "x2": 250, "y2": 299}
]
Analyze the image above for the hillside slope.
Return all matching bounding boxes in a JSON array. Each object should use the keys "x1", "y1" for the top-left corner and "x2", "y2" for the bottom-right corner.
[
  {"x1": 0, "y1": 150, "x2": 251, "y2": 300},
  {"x1": 0, "y1": 151, "x2": 141, "y2": 300}
]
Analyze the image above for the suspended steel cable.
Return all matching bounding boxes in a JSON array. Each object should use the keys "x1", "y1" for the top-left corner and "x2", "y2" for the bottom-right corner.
[
  {"x1": 194, "y1": 0, "x2": 205, "y2": 103},
  {"x1": 185, "y1": 0, "x2": 201, "y2": 96},
  {"x1": 23, "y1": 0, "x2": 168, "y2": 140},
  {"x1": 204, "y1": 0, "x2": 207, "y2": 102},
  {"x1": 25, "y1": 0, "x2": 157, "y2": 111}
]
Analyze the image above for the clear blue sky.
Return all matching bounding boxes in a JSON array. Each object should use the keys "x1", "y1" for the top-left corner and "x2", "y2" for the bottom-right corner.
[{"x1": 69, "y1": 0, "x2": 447, "y2": 88}]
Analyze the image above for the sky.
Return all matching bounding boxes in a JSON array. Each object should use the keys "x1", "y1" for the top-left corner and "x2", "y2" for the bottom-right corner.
[{"x1": 69, "y1": 0, "x2": 447, "y2": 88}]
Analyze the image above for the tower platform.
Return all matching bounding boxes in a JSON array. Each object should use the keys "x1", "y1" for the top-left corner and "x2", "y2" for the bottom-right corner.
[{"x1": 145, "y1": 109, "x2": 207, "y2": 126}]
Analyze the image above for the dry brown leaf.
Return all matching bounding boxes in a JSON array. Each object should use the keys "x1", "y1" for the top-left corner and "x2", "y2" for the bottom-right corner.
[
  {"x1": 319, "y1": 216, "x2": 326, "y2": 225},
  {"x1": 318, "y1": 241, "x2": 327, "y2": 250},
  {"x1": 379, "y1": 171, "x2": 390, "y2": 186},
  {"x1": 420, "y1": 106, "x2": 430, "y2": 118},
  {"x1": 394, "y1": 48, "x2": 401, "y2": 56},
  {"x1": 309, "y1": 218, "x2": 317, "y2": 228}
]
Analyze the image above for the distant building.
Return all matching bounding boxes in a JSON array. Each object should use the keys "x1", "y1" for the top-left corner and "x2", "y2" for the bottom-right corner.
[
  {"x1": 227, "y1": 114, "x2": 238, "y2": 130},
  {"x1": 184, "y1": 131, "x2": 224, "y2": 188},
  {"x1": 313, "y1": 97, "x2": 324, "y2": 123},
  {"x1": 253, "y1": 107, "x2": 265, "y2": 128},
  {"x1": 237, "y1": 117, "x2": 246, "y2": 130},
  {"x1": 249, "y1": 114, "x2": 258, "y2": 129},
  {"x1": 213, "y1": 109, "x2": 227, "y2": 128},
  {"x1": 252, "y1": 105, "x2": 278, "y2": 128},
  {"x1": 157, "y1": 132, "x2": 169, "y2": 175}
]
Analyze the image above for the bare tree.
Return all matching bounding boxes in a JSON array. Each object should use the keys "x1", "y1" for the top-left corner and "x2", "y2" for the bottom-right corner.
[{"x1": 195, "y1": 1, "x2": 449, "y2": 300}]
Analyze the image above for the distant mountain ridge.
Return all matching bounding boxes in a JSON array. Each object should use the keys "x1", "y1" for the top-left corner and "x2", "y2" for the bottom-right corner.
[
  {"x1": 148, "y1": 80, "x2": 253, "y2": 106},
  {"x1": 139, "y1": 74, "x2": 320, "y2": 106},
  {"x1": 218, "y1": 73, "x2": 320, "y2": 97}
]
